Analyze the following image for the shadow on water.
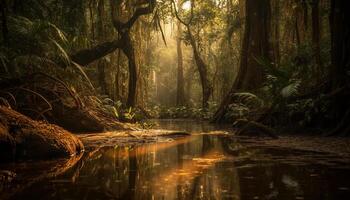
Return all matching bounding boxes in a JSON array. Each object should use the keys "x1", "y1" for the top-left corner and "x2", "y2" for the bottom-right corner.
[{"x1": 1, "y1": 119, "x2": 350, "y2": 200}]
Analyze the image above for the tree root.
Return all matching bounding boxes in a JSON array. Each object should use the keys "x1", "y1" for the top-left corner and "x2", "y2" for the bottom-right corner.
[
  {"x1": 235, "y1": 119, "x2": 279, "y2": 139},
  {"x1": 325, "y1": 108, "x2": 350, "y2": 137}
]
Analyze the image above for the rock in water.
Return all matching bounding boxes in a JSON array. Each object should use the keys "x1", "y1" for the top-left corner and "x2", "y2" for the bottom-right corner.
[{"x1": 0, "y1": 106, "x2": 84, "y2": 162}]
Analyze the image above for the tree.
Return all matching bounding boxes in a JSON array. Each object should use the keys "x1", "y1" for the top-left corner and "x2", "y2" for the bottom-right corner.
[
  {"x1": 176, "y1": 0, "x2": 186, "y2": 106},
  {"x1": 172, "y1": 0, "x2": 212, "y2": 109},
  {"x1": 326, "y1": 0, "x2": 350, "y2": 135},
  {"x1": 311, "y1": 0, "x2": 322, "y2": 81},
  {"x1": 97, "y1": 0, "x2": 108, "y2": 95},
  {"x1": 71, "y1": 0, "x2": 156, "y2": 107},
  {"x1": 213, "y1": 0, "x2": 272, "y2": 122},
  {"x1": 0, "y1": 0, "x2": 9, "y2": 45},
  {"x1": 329, "y1": 0, "x2": 350, "y2": 90}
]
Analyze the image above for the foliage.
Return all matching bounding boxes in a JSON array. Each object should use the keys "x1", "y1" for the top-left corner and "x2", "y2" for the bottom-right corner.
[
  {"x1": 154, "y1": 102, "x2": 218, "y2": 120},
  {"x1": 224, "y1": 93, "x2": 264, "y2": 122},
  {"x1": 1, "y1": 16, "x2": 93, "y2": 90}
]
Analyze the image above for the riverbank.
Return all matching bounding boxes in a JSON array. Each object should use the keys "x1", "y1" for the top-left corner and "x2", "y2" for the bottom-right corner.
[{"x1": 1, "y1": 120, "x2": 350, "y2": 200}]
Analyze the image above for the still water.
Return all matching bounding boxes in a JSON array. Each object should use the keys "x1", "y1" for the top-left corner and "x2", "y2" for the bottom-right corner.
[{"x1": 1, "y1": 120, "x2": 350, "y2": 200}]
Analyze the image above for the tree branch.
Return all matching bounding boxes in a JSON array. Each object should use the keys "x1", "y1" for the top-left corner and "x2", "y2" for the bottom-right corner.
[
  {"x1": 171, "y1": 0, "x2": 194, "y2": 27},
  {"x1": 71, "y1": 39, "x2": 122, "y2": 66},
  {"x1": 111, "y1": 0, "x2": 156, "y2": 32}
]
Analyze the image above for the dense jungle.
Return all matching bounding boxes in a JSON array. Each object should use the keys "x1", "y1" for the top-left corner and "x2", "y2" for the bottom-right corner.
[{"x1": 1, "y1": 0, "x2": 350, "y2": 199}]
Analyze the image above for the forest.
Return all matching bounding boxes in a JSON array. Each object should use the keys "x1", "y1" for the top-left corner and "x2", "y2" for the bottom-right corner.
[{"x1": 0, "y1": 0, "x2": 350, "y2": 200}]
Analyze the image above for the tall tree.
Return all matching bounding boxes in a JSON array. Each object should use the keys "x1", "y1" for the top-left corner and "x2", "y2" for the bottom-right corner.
[
  {"x1": 72, "y1": 0, "x2": 156, "y2": 107},
  {"x1": 173, "y1": 0, "x2": 212, "y2": 109},
  {"x1": 213, "y1": 0, "x2": 272, "y2": 122},
  {"x1": 234, "y1": 0, "x2": 271, "y2": 90},
  {"x1": 176, "y1": 0, "x2": 186, "y2": 106},
  {"x1": 327, "y1": 0, "x2": 350, "y2": 135},
  {"x1": 97, "y1": 0, "x2": 108, "y2": 95},
  {"x1": 329, "y1": 0, "x2": 350, "y2": 90},
  {"x1": 0, "y1": 0, "x2": 9, "y2": 45},
  {"x1": 311, "y1": 0, "x2": 322, "y2": 80}
]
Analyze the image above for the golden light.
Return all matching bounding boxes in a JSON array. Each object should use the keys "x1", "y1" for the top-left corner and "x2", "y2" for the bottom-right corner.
[{"x1": 182, "y1": 1, "x2": 191, "y2": 10}]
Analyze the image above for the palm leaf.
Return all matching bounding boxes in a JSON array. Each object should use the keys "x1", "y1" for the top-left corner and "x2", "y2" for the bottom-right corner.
[
  {"x1": 47, "y1": 22, "x2": 68, "y2": 44},
  {"x1": 281, "y1": 80, "x2": 301, "y2": 98},
  {"x1": 71, "y1": 61, "x2": 95, "y2": 90},
  {"x1": 49, "y1": 38, "x2": 71, "y2": 66}
]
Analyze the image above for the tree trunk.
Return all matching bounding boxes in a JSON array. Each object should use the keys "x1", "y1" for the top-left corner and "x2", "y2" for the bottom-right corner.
[
  {"x1": 327, "y1": 0, "x2": 350, "y2": 135},
  {"x1": 213, "y1": 0, "x2": 272, "y2": 122},
  {"x1": 312, "y1": 0, "x2": 322, "y2": 81},
  {"x1": 228, "y1": 0, "x2": 272, "y2": 91},
  {"x1": 272, "y1": 0, "x2": 280, "y2": 65},
  {"x1": 96, "y1": 0, "x2": 108, "y2": 95},
  {"x1": 120, "y1": 33, "x2": 137, "y2": 108},
  {"x1": 330, "y1": 0, "x2": 350, "y2": 90},
  {"x1": 0, "y1": 0, "x2": 8, "y2": 45},
  {"x1": 187, "y1": 27, "x2": 212, "y2": 109},
  {"x1": 97, "y1": 60, "x2": 107, "y2": 94},
  {"x1": 176, "y1": 21, "x2": 185, "y2": 106}
]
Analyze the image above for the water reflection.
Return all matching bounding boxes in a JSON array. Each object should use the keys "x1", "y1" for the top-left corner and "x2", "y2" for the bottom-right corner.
[{"x1": 1, "y1": 120, "x2": 350, "y2": 200}]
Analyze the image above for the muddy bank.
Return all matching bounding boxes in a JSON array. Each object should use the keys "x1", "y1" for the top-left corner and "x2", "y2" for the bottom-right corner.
[
  {"x1": 235, "y1": 135, "x2": 350, "y2": 157},
  {"x1": 0, "y1": 106, "x2": 84, "y2": 161}
]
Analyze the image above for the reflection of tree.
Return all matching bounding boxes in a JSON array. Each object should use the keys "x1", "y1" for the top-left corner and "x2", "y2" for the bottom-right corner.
[
  {"x1": 177, "y1": 142, "x2": 184, "y2": 199},
  {"x1": 0, "y1": 153, "x2": 83, "y2": 200},
  {"x1": 119, "y1": 148, "x2": 137, "y2": 200},
  {"x1": 219, "y1": 137, "x2": 242, "y2": 199},
  {"x1": 202, "y1": 135, "x2": 213, "y2": 155}
]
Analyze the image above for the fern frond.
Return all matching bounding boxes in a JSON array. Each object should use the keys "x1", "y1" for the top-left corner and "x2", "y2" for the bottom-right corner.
[
  {"x1": 256, "y1": 57, "x2": 289, "y2": 80},
  {"x1": 71, "y1": 62, "x2": 95, "y2": 90},
  {"x1": 281, "y1": 80, "x2": 301, "y2": 98},
  {"x1": 49, "y1": 38, "x2": 71, "y2": 66},
  {"x1": 47, "y1": 22, "x2": 68, "y2": 44},
  {"x1": 232, "y1": 92, "x2": 264, "y2": 108}
]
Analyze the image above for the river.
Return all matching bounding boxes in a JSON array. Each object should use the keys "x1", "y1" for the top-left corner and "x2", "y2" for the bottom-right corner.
[{"x1": 1, "y1": 119, "x2": 350, "y2": 200}]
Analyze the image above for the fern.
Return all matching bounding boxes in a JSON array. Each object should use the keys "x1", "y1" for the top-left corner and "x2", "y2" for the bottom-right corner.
[
  {"x1": 281, "y1": 80, "x2": 301, "y2": 98},
  {"x1": 231, "y1": 92, "x2": 264, "y2": 109},
  {"x1": 49, "y1": 38, "x2": 71, "y2": 66},
  {"x1": 71, "y1": 62, "x2": 95, "y2": 90}
]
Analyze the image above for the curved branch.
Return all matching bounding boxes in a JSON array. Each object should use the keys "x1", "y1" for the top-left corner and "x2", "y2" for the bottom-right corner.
[
  {"x1": 171, "y1": 0, "x2": 194, "y2": 27},
  {"x1": 70, "y1": 39, "x2": 122, "y2": 66},
  {"x1": 111, "y1": 0, "x2": 156, "y2": 32}
]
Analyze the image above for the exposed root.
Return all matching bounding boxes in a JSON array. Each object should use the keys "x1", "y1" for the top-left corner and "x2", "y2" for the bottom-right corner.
[
  {"x1": 325, "y1": 108, "x2": 350, "y2": 137},
  {"x1": 0, "y1": 106, "x2": 84, "y2": 161},
  {"x1": 235, "y1": 119, "x2": 279, "y2": 139},
  {"x1": 31, "y1": 72, "x2": 82, "y2": 108}
]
